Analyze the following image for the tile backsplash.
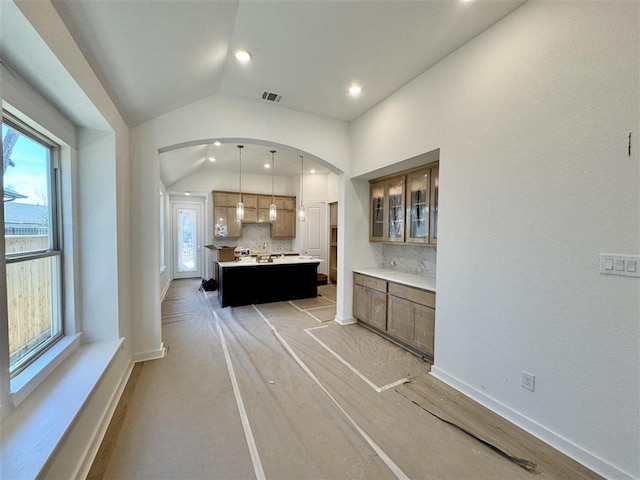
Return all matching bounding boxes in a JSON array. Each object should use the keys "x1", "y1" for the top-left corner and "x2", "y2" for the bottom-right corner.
[
  {"x1": 210, "y1": 223, "x2": 293, "y2": 253},
  {"x1": 374, "y1": 244, "x2": 437, "y2": 278}
]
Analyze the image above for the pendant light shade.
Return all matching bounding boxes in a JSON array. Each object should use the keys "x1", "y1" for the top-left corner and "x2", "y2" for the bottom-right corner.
[
  {"x1": 236, "y1": 145, "x2": 244, "y2": 222},
  {"x1": 298, "y1": 155, "x2": 306, "y2": 222},
  {"x1": 269, "y1": 150, "x2": 277, "y2": 222}
]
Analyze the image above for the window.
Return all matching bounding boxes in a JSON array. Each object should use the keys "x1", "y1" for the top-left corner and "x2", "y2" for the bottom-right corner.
[{"x1": 3, "y1": 113, "x2": 63, "y2": 377}]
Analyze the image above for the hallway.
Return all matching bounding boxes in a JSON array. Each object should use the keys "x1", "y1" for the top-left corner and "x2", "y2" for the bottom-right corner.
[{"x1": 89, "y1": 280, "x2": 599, "y2": 479}]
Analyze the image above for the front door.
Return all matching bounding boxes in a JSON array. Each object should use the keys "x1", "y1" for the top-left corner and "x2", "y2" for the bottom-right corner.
[{"x1": 173, "y1": 201, "x2": 203, "y2": 279}]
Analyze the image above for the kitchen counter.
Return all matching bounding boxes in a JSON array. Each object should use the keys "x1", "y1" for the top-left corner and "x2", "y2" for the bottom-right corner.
[
  {"x1": 218, "y1": 256, "x2": 322, "y2": 268},
  {"x1": 352, "y1": 267, "x2": 436, "y2": 292},
  {"x1": 217, "y1": 256, "x2": 322, "y2": 307}
]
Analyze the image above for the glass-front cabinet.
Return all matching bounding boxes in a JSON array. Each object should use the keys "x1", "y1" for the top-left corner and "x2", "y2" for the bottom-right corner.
[
  {"x1": 386, "y1": 177, "x2": 405, "y2": 242},
  {"x1": 370, "y1": 181, "x2": 385, "y2": 241},
  {"x1": 429, "y1": 166, "x2": 439, "y2": 245},
  {"x1": 405, "y1": 165, "x2": 438, "y2": 245},
  {"x1": 406, "y1": 170, "x2": 430, "y2": 243},
  {"x1": 369, "y1": 163, "x2": 438, "y2": 245},
  {"x1": 369, "y1": 176, "x2": 405, "y2": 242}
]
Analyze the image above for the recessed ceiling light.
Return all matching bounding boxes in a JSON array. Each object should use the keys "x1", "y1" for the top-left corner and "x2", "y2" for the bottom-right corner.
[
  {"x1": 184, "y1": 191, "x2": 191, "y2": 196},
  {"x1": 310, "y1": 168, "x2": 316, "y2": 174},
  {"x1": 348, "y1": 85, "x2": 362, "y2": 96},
  {"x1": 209, "y1": 157, "x2": 216, "y2": 162},
  {"x1": 213, "y1": 141, "x2": 222, "y2": 147},
  {"x1": 234, "y1": 50, "x2": 251, "y2": 63},
  {"x1": 264, "y1": 163, "x2": 271, "y2": 169}
]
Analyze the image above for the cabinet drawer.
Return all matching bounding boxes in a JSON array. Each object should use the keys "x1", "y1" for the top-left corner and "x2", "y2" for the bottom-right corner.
[
  {"x1": 388, "y1": 282, "x2": 435, "y2": 307},
  {"x1": 354, "y1": 273, "x2": 387, "y2": 293}
]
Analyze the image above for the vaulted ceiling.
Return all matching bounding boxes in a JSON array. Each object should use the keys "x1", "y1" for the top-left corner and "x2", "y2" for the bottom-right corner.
[{"x1": 3, "y1": 1, "x2": 526, "y2": 185}]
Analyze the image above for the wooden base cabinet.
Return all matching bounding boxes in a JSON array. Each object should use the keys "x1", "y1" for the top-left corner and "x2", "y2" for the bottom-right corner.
[
  {"x1": 387, "y1": 294, "x2": 434, "y2": 358},
  {"x1": 353, "y1": 274, "x2": 387, "y2": 331},
  {"x1": 353, "y1": 272, "x2": 435, "y2": 360},
  {"x1": 412, "y1": 303, "x2": 435, "y2": 355}
]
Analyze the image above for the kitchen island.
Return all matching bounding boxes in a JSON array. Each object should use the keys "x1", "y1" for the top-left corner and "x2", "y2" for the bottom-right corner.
[{"x1": 217, "y1": 256, "x2": 322, "y2": 307}]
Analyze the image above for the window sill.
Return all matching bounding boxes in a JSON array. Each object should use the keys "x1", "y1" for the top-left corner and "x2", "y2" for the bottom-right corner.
[
  {"x1": 10, "y1": 333, "x2": 83, "y2": 408},
  {"x1": 1, "y1": 338, "x2": 124, "y2": 480}
]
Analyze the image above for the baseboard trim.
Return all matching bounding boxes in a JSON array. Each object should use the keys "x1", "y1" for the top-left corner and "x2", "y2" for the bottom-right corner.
[
  {"x1": 132, "y1": 342, "x2": 166, "y2": 363},
  {"x1": 73, "y1": 359, "x2": 134, "y2": 480},
  {"x1": 161, "y1": 279, "x2": 171, "y2": 302},
  {"x1": 430, "y1": 366, "x2": 635, "y2": 480}
]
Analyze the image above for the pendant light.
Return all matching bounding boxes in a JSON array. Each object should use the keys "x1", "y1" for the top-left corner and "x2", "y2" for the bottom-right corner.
[
  {"x1": 298, "y1": 155, "x2": 306, "y2": 222},
  {"x1": 269, "y1": 150, "x2": 277, "y2": 221},
  {"x1": 236, "y1": 145, "x2": 244, "y2": 222}
]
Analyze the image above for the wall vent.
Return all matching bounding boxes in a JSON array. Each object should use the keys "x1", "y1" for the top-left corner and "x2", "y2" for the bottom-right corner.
[{"x1": 261, "y1": 91, "x2": 283, "y2": 103}]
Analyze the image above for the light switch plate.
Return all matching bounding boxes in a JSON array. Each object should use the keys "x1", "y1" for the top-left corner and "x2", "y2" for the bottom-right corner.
[{"x1": 600, "y1": 254, "x2": 640, "y2": 277}]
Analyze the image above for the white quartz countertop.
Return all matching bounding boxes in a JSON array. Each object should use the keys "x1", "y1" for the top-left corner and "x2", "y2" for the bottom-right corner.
[
  {"x1": 219, "y1": 256, "x2": 323, "y2": 268},
  {"x1": 353, "y1": 267, "x2": 436, "y2": 293}
]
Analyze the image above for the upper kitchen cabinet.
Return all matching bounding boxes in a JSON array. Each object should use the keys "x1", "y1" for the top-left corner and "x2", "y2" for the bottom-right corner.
[
  {"x1": 213, "y1": 190, "x2": 295, "y2": 238},
  {"x1": 406, "y1": 164, "x2": 439, "y2": 245},
  {"x1": 242, "y1": 194, "x2": 258, "y2": 223},
  {"x1": 406, "y1": 170, "x2": 429, "y2": 243},
  {"x1": 370, "y1": 181, "x2": 385, "y2": 241},
  {"x1": 369, "y1": 162, "x2": 438, "y2": 245},
  {"x1": 369, "y1": 176, "x2": 405, "y2": 243},
  {"x1": 429, "y1": 166, "x2": 439, "y2": 245},
  {"x1": 213, "y1": 191, "x2": 242, "y2": 238},
  {"x1": 214, "y1": 207, "x2": 242, "y2": 238},
  {"x1": 387, "y1": 177, "x2": 405, "y2": 242}
]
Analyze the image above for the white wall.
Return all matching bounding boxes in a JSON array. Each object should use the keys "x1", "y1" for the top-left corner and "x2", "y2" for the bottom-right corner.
[
  {"x1": 2, "y1": 1, "x2": 134, "y2": 476},
  {"x1": 350, "y1": 2, "x2": 639, "y2": 479},
  {"x1": 170, "y1": 169, "x2": 295, "y2": 196}
]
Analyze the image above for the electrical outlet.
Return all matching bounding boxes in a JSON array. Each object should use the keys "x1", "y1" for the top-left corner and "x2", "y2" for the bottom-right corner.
[{"x1": 522, "y1": 371, "x2": 535, "y2": 392}]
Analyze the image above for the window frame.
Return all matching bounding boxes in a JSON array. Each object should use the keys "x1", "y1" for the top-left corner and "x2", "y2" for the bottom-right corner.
[{"x1": 3, "y1": 111, "x2": 65, "y2": 378}]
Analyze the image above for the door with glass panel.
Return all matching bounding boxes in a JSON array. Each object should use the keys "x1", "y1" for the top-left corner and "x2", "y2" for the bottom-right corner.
[{"x1": 172, "y1": 202, "x2": 203, "y2": 279}]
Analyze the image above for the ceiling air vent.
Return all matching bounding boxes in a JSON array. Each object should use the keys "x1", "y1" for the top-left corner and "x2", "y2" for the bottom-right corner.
[{"x1": 261, "y1": 91, "x2": 283, "y2": 103}]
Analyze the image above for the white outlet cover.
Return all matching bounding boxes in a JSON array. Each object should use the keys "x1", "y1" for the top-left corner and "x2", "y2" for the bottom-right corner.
[{"x1": 522, "y1": 372, "x2": 535, "y2": 392}]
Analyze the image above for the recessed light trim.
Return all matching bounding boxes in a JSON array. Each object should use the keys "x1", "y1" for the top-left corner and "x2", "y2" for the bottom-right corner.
[
  {"x1": 348, "y1": 85, "x2": 362, "y2": 96},
  {"x1": 234, "y1": 50, "x2": 251, "y2": 63}
]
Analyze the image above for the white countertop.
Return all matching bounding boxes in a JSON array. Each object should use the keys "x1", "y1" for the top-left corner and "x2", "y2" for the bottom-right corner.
[
  {"x1": 219, "y1": 256, "x2": 323, "y2": 268},
  {"x1": 353, "y1": 267, "x2": 436, "y2": 293}
]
